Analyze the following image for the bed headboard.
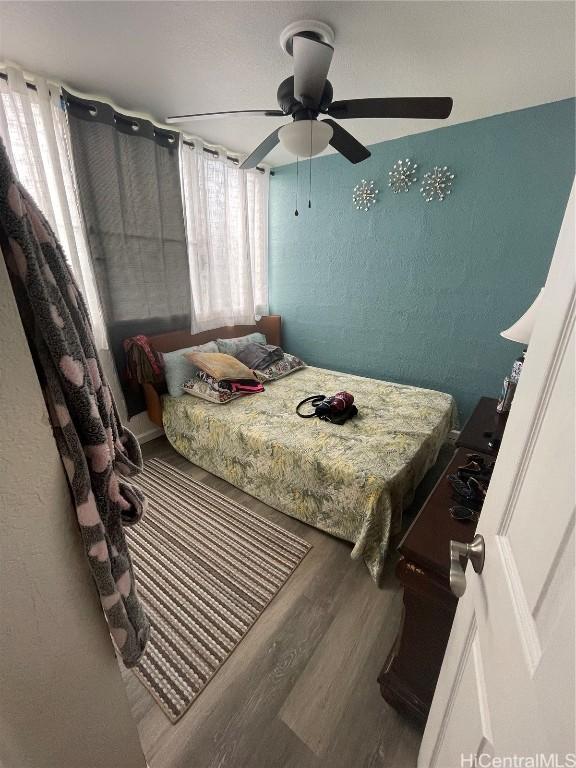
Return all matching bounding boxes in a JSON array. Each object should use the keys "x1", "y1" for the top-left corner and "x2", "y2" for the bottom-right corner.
[{"x1": 141, "y1": 315, "x2": 282, "y2": 428}]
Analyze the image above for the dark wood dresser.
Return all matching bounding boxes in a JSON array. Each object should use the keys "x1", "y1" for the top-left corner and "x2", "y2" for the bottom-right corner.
[
  {"x1": 378, "y1": 397, "x2": 505, "y2": 724},
  {"x1": 455, "y1": 395, "x2": 508, "y2": 457}
]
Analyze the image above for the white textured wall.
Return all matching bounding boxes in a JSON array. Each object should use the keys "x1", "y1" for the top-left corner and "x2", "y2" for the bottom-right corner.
[{"x1": 0, "y1": 253, "x2": 146, "y2": 768}]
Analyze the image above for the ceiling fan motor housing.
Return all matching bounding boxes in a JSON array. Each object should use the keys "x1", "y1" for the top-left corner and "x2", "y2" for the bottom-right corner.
[{"x1": 277, "y1": 76, "x2": 333, "y2": 117}]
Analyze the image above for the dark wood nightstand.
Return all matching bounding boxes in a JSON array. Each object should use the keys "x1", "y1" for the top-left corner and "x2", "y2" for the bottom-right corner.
[{"x1": 378, "y1": 397, "x2": 505, "y2": 725}]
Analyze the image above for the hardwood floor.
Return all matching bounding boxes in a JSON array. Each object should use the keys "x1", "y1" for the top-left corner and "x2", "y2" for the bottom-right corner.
[{"x1": 121, "y1": 436, "x2": 446, "y2": 768}]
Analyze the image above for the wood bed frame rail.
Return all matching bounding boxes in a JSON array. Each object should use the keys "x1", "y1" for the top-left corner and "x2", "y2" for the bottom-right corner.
[{"x1": 141, "y1": 315, "x2": 282, "y2": 428}]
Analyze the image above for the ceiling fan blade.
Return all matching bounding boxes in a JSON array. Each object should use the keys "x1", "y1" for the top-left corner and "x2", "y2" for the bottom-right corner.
[
  {"x1": 323, "y1": 119, "x2": 371, "y2": 164},
  {"x1": 327, "y1": 97, "x2": 453, "y2": 120},
  {"x1": 165, "y1": 109, "x2": 284, "y2": 124},
  {"x1": 293, "y1": 34, "x2": 334, "y2": 108},
  {"x1": 239, "y1": 127, "x2": 282, "y2": 169}
]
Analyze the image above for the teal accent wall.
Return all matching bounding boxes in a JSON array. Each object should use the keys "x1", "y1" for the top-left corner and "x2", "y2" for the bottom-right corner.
[{"x1": 269, "y1": 99, "x2": 575, "y2": 421}]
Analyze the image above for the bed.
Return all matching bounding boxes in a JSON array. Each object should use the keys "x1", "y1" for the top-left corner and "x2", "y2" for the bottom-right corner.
[{"x1": 140, "y1": 316, "x2": 457, "y2": 584}]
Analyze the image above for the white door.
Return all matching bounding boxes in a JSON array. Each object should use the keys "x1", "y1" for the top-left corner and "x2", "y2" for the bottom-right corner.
[{"x1": 419, "y1": 181, "x2": 575, "y2": 768}]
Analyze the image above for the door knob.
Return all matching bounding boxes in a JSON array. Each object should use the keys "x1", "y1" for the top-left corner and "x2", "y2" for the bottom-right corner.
[{"x1": 449, "y1": 534, "x2": 485, "y2": 597}]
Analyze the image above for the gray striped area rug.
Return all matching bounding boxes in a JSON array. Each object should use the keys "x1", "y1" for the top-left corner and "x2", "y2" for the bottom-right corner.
[{"x1": 126, "y1": 458, "x2": 311, "y2": 722}]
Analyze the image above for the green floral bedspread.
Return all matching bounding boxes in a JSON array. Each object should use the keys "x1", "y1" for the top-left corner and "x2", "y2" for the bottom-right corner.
[{"x1": 162, "y1": 367, "x2": 457, "y2": 584}]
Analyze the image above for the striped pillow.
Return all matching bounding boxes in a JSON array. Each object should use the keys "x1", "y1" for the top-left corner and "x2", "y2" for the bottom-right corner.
[
  {"x1": 253, "y1": 353, "x2": 306, "y2": 382},
  {"x1": 182, "y1": 375, "x2": 241, "y2": 404}
]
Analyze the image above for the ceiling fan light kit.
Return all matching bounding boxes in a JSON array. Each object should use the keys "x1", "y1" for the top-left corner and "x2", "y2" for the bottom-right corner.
[
  {"x1": 166, "y1": 19, "x2": 454, "y2": 172},
  {"x1": 279, "y1": 120, "x2": 333, "y2": 158}
]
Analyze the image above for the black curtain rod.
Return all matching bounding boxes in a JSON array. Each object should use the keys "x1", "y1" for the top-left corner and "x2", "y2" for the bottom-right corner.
[
  {"x1": 1, "y1": 72, "x2": 273, "y2": 175},
  {"x1": 182, "y1": 139, "x2": 272, "y2": 175},
  {"x1": 0, "y1": 71, "x2": 37, "y2": 90}
]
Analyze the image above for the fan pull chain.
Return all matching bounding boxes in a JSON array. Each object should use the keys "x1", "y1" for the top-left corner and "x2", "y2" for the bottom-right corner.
[
  {"x1": 308, "y1": 121, "x2": 312, "y2": 208},
  {"x1": 294, "y1": 156, "x2": 299, "y2": 216}
]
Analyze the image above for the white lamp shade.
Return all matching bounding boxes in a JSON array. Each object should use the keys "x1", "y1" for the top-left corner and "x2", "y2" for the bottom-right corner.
[
  {"x1": 500, "y1": 288, "x2": 544, "y2": 345},
  {"x1": 278, "y1": 120, "x2": 333, "y2": 158}
]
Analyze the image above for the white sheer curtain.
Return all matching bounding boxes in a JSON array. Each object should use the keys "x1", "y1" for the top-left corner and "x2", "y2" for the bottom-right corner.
[
  {"x1": 181, "y1": 140, "x2": 269, "y2": 333},
  {"x1": 0, "y1": 66, "x2": 108, "y2": 350}
]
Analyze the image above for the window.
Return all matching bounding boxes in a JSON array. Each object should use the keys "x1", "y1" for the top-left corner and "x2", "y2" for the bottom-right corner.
[
  {"x1": 0, "y1": 68, "x2": 107, "y2": 349},
  {"x1": 181, "y1": 142, "x2": 269, "y2": 333}
]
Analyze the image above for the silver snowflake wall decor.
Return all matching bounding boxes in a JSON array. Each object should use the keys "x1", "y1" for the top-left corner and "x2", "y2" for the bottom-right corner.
[
  {"x1": 388, "y1": 158, "x2": 418, "y2": 194},
  {"x1": 420, "y1": 166, "x2": 455, "y2": 202},
  {"x1": 353, "y1": 179, "x2": 378, "y2": 211}
]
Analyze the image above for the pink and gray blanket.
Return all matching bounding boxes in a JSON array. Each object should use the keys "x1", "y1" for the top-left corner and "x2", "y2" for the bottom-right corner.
[{"x1": 0, "y1": 139, "x2": 149, "y2": 666}]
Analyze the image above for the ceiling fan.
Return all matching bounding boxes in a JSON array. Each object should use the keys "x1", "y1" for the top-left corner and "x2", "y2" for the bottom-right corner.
[{"x1": 166, "y1": 21, "x2": 453, "y2": 169}]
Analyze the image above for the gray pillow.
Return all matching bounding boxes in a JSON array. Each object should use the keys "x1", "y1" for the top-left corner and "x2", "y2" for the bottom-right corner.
[
  {"x1": 163, "y1": 341, "x2": 218, "y2": 397},
  {"x1": 236, "y1": 343, "x2": 284, "y2": 370},
  {"x1": 216, "y1": 332, "x2": 266, "y2": 357}
]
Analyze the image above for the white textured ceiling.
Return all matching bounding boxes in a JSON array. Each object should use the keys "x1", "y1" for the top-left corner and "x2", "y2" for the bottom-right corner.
[{"x1": 0, "y1": 1, "x2": 574, "y2": 166}]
